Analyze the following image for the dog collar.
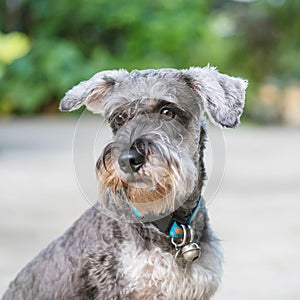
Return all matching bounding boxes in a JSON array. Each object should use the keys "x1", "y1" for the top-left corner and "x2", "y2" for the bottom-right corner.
[
  {"x1": 151, "y1": 196, "x2": 202, "y2": 239},
  {"x1": 120, "y1": 187, "x2": 202, "y2": 239}
]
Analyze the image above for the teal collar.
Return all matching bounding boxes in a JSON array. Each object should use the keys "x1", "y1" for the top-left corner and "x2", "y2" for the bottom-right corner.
[{"x1": 120, "y1": 187, "x2": 202, "y2": 239}]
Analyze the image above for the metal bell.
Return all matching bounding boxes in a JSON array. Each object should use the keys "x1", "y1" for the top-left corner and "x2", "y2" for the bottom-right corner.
[{"x1": 181, "y1": 242, "x2": 201, "y2": 262}]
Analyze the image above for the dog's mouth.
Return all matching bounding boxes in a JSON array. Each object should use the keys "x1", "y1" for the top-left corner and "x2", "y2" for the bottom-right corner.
[
  {"x1": 96, "y1": 143, "x2": 180, "y2": 215},
  {"x1": 97, "y1": 149, "x2": 174, "y2": 196}
]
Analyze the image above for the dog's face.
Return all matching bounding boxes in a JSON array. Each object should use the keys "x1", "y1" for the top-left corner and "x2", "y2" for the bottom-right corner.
[{"x1": 60, "y1": 67, "x2": 247, "y2": 217}]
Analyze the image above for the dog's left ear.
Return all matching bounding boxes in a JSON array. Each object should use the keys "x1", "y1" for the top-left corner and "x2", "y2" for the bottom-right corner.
[
  {"x1": 59, "y1": 69, "x2": 128, "y2": 113},
  {"x1": 182, "y1": 66, "x2": 248, "y2": 128}
]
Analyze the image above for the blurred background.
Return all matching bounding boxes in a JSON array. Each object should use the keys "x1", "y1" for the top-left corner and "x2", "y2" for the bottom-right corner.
[
  {"x1": 1, "y1": 0, "x2": 300, "y2": 123},
  {"x1": 0, "y1": 0, "x2": 299, "y2": 299}
]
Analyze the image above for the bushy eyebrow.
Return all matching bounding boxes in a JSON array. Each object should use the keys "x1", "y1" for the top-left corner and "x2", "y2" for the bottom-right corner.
[
  {"x1": 153, "y1": 100, "x2": 192, "y2": 125},
  {"x1": 108, "y1": 98, "x2": 192, "y2": 134}
]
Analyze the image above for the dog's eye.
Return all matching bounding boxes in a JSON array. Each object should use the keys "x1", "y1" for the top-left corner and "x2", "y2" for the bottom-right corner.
[
  {"x1": 114, "y1": 113, "x2": 127, "y2": 126},
  {"x1": 160, "y1": 108, "x2": 176, "y2": 120}
]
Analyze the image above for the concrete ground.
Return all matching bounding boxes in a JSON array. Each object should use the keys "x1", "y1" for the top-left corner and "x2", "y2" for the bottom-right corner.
[{"x1": 0, "y1": 117, "x2": 299, "y2": 299}]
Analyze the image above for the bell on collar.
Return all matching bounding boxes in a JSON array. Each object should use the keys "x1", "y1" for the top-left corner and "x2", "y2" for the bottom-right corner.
[{"x1": 181, "y1": 242, "x2": 201, "y2": 262}]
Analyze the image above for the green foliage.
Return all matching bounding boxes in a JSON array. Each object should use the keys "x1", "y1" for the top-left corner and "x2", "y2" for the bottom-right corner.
[{"x1": 0, "y1": 0, "x2": 299, "y2": 117}]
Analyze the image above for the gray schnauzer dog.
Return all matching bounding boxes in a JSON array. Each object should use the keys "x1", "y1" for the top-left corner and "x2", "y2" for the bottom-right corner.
[{"x1": 3, "y1": 66, "x2": 247, "y2": 300}]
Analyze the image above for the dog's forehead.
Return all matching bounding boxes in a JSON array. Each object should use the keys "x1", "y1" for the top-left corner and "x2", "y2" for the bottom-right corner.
[{"x1": 103, "y1": 69, "x2": 200, "y2": 116}]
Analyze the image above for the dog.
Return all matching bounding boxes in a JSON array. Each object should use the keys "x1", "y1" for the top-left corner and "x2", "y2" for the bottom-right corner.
[{"x1": 2, "y1": 66, "x2": 247, "y2": 300}]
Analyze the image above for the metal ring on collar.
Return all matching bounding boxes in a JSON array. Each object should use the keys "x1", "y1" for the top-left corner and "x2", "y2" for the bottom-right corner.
[{"x1": 188, "y1": 225, "x2": 194, "y2": 243}]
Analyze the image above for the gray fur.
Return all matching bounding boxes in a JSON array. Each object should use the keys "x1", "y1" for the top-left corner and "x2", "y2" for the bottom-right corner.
[
  {"x1": 2, "y1": 66, "x2": 247, "y2": 300},
  {"x1": 183, "y1": 66, "x2": 248, "y2": 128}
]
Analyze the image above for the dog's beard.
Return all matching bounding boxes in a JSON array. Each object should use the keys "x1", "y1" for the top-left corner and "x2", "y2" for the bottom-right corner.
[{"x1": 96, "y1": 142, "x2": 198, "y2": 217}]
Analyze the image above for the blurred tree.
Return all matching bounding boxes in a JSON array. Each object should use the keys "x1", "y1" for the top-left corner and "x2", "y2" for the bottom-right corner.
[{"x1": 0, "y1": 0, "x2": 299, "y2": 120}]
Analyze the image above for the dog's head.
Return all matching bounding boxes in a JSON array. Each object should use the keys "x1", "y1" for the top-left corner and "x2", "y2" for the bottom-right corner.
[{"x1": 60, "y1": 66, "x2": 247, "y2": 217}]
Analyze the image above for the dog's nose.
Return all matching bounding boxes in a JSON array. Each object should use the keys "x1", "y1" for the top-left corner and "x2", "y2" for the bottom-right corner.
[{"x1": 118, "y1": 148, "x2": 145, "y2": 173}]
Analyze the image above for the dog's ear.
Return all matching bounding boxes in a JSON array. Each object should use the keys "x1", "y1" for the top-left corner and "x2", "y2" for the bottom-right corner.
[
  {"x1": 182, "y1": 66, "x2": 248, "y2": 128},
  {"x1": 59, "y1": 69, "x2": 128, "y2": 113}
]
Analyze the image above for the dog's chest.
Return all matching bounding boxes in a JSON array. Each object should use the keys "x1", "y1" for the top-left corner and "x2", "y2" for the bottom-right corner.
[{"x1": 119, "y1": 243, "x2": 215, "y2": 300}]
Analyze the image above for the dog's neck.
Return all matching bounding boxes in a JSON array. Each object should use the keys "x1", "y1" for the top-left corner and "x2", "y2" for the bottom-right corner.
[{"x1": 148, "y1": 193, "x2": 203, "y2": 238}]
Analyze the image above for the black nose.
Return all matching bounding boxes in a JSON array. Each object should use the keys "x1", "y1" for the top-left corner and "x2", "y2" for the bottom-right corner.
[{"x1": 118, "y1": 144, "x2": 145, "y2": 173}]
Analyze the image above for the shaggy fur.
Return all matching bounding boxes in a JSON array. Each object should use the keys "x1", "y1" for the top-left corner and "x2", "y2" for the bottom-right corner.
[{"x1": 2, "y1": 66, "x2": 247, "y2": 300}]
